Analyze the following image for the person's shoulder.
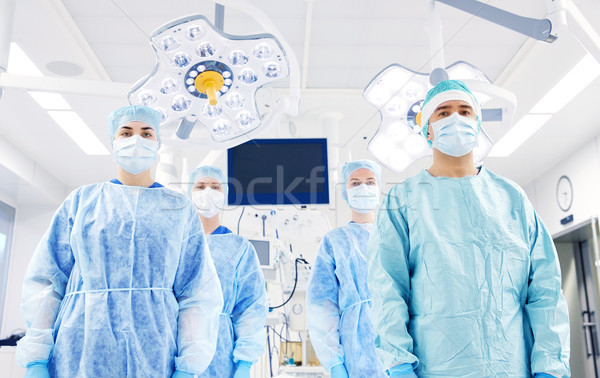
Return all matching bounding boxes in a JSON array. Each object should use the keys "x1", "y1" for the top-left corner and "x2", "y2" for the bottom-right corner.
[
  {"x1": 381, "y1": 173, "x2": 423, "y2": 209},
  {"x1": 388, "y1": 170, "x2": 428, "y2": 194},
  {"x1": 210, "y1": 231, "x2": 245, "y2": 244},
  {"x1": 482, "y1": 168, "x2": 527, "y2": 197},
  {"x1": 157, "y1": 186, "x2": 189, "y2": 199},
  {"x1": 153, "y1": 187, "x2": 196, "y2": 211},
  {"x1": 483, "y1": 169, "x2": 527, "y2": 200},
  {"x1": 326, "y1": 225, "x2": 349, "y2": 239},
  {"x1": 64, "y1": 182, "x2": 106, "y2": 202}
]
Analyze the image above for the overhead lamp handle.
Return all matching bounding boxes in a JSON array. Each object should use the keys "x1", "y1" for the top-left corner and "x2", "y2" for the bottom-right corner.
[{"x1": 205, "y1": 81, "x2": 218, "y2": 105}]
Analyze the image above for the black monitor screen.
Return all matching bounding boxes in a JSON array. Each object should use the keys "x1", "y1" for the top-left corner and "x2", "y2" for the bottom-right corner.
[{"x1": 227, "y1": 138, "x2": 329, "y2": 205}]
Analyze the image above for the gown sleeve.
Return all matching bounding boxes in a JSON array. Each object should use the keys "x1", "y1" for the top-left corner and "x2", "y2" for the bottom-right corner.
[
  {"x1": 231, "y1": 240, "x2": 268, "y2": 364},
  {"x1": 367, "y1": 184, "x2": 418, "y2": 371},
  {"x1": 524, "y1": 199, "x2": 570, "y2": 377},
  {"x1": 173, "y1": 206, "x2": 224, "y2": 375},
  {"x1": 306, "y1": 234, "x2": 345, "y2": 370},
  {"x1": 16, "y1": 193, "x2": 76, "y2": 367}
]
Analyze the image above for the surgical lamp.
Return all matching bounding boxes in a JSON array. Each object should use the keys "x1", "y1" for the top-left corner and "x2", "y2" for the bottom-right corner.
[
  {"x1": 364, "y1": 62, "x2": 516, "y2": 173},
  {"x1": 364, "y1": 0, "x2": 517, "y2": 173},
  {"x1": 128, "y1": 5, "x2": 299, "y2": 148},
  {"x1": 364, "y1": 0, "x2": 600, "y2": 173}
]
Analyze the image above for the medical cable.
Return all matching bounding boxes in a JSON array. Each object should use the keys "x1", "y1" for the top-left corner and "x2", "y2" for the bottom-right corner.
[
  {"x1": 266, "y1": 327, "x2": 273, "y2": 377},
  {"x1": 267, "y1": 326, "x2": 292, "y2": 342},
  {"x1": 269, "y1": 257, "x2": 308, "y2": 310},
  {"x1": 237, "y1": 206, "x2": 245, "y2": 234}
]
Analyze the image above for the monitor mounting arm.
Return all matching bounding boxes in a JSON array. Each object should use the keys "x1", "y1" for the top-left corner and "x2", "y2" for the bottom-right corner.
[
  {"x1": 435, "y1": 0, "x2": 556, "y2": 42},
  {"x1": 435, "y1": 0, "x2": 600, "y2": 68}
]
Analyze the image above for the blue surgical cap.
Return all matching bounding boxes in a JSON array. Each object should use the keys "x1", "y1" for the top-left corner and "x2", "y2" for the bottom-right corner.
[
  {"x1": 189, "y1": 166, "x2": 228, "y2": 198},
  {"x1": 108, "y1": 105, "x2": 162, "y2": 147},
  {"x1": 420, "y1": 80, "x2": 482, "y2": 147},
  {"x1": 341, "y1": 159, "x2": 382, "y2": 201}
]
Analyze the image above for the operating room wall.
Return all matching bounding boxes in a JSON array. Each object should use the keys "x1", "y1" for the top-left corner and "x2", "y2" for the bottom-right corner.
[
  {"x1": 523, "y1": 135, "x2": 600, "y2": 236},
  {"x1": 1, "y1": 203, "x2": 56, "y2": 339}
]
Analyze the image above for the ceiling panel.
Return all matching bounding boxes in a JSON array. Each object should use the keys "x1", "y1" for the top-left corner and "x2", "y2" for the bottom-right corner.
[{"x1": 2, "y1": 0, "x2": 600, "y2": 194}]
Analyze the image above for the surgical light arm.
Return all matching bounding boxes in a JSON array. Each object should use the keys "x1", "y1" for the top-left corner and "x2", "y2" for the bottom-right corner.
[
  {"x1": 435, "y1": 0, "x2": 556, "y2": 42},
  {"x1": 435, "y1": 0, "x2": 600, "y2": 68}
]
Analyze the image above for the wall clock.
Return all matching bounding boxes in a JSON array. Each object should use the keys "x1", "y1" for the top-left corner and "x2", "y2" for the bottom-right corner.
[{"x1": 556, "y1": 175, "x2": 573, "y2": 212}]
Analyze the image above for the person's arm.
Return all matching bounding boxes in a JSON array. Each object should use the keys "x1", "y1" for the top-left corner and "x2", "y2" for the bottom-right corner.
[
  {"x1": 230, "y1": 241, "x2": 268, "y2": 370},
  {"x1": 306, "y1": 235, "x2": 346, "y2": 372},
  {"x1": 172, "y1": 206, "x2": 224, "y2": 376},
  {"x1": 16, "y1": 197, "x2": 75, "y2": 370},
  {"x1": 524, "y1": 199, "x2": 570, "y2": 377},
  {"x1": 367, "y1": 185, "x2": 418, "y2": 373}
]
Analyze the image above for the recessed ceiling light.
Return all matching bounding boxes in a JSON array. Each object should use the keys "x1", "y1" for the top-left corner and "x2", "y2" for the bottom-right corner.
[
  {"x1": 7, "y1": 43, "x2": 43, "y2": 77},
  {"x1": 47, "y1": 111, "x2": 109, "y2": 156},
  {"x1": 530, "y1": 53, "x2": 600, "y2": 114},
  {"x1": 28, "y1": 91, "x2": 71, "y2": 110},
  {"x1": 489, "y1": 114, "x2": 552, "y2": 157}
]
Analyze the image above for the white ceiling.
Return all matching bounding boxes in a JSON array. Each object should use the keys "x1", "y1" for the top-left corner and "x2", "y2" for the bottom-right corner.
[{"x1": 2, "y1": 0, "x2": 600, "y2": 204}]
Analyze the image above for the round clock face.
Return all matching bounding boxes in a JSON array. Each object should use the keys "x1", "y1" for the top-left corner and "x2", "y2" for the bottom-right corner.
[{"x1": 556, "y1": 175, "x2": 573, "y2": 212}]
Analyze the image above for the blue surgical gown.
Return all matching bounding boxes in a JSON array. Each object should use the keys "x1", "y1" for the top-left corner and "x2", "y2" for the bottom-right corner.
[
  {"x1": 307, "y1": 222, "x2": 386, "y2": 377},
  {"x1": 199, "y1": 226, "x2": 267, "y2": 377},
  {"x1": 16, "y1": 181, "x2": 224, "y2": 377},
  {"x1": 368, "y1": 167, "x2": 570, "y2": 377}
]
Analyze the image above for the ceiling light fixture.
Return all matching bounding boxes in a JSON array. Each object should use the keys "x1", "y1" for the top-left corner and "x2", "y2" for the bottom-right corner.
[
  {"x1": 530, "y1": 53, "x2": 600, "y2": 114},
  {"x1": 489, "y1": 114, "x2": 553, "y2": 157},
  {"x1": 28, "y1": 91, "x2": 71, "y2": 110},
  {"x1": 7, "y1": 42, "x2": 43, "y2": 77},
  {"x1": 364, "y1": 62, "x2": 516, "y2": 173},
  {"x1": 47, "y1": 111, "x2": 109, "y2": 155},
  {"x1": 128, "y1": 8, "x2": 299, "y2": 149},
  {"x1": 363, "y1": 1, "x2": 516, "y2": 173}
]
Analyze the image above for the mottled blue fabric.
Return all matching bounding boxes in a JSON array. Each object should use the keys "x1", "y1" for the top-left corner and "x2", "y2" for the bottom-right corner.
[
  {"x1": 368, "y1": 167, "x2": 571, "y2": 377},
  {"x1": 199, "y1": 231, "x2": 267, "y2": 377},
  {"x1": 16, "y1": 182, "x2": 223, "y2": 376},
  {"x1": 307, "y1": 222, "x2": 386, "y2": 377}
]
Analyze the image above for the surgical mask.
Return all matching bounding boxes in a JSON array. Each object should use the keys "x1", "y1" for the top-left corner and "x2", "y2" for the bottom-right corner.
[
  {"x1": 347, "y1": 184, "x2": 380, "y2": 213},
  {"x1": 431, "y1": 113, "x2": 479, "y2": 157},
  {"x1": 112, "y1": 135, "x2": 158, "y2": 174},
  {"x1": 192, "y1": 188, "x2": 225, "y2": 218}
]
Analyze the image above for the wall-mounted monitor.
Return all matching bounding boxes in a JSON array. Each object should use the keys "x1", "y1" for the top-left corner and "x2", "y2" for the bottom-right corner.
[{"x1": 227, "y1": 138, "x2": 329, "y2": 206}]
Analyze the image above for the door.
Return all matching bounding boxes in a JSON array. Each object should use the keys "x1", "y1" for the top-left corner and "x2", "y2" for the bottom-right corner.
[{"x1": 554, "y1": 218, "x2": 600, "y2": 378}]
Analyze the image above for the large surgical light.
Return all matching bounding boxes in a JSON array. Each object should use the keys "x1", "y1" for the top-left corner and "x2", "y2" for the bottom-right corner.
[
  {"x1": 364, "y1": 62, "x2": 516, "y2": 172},
  {"x1": 128, "y1": 14, "x2": 294, "y2": 146}
]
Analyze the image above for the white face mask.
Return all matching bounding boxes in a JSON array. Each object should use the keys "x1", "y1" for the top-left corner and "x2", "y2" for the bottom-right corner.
[
  {"x1": 192, "y1": 188, "x2": 225, "y2": 218},
  {"x1": 347, "y1": 184, "x2": 380, "y2": 213},
  {"x1": 112, "y1": 135, "x2": 159, "y2": 174},
  {"x1": 431, "y1": 113, "x2": 479, "y2": 157}
]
